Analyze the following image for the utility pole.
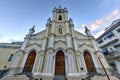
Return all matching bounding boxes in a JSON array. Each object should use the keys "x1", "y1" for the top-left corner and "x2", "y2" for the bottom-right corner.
[{"x1": 98, "y1": 56, "x2": 110, "y2": 80}]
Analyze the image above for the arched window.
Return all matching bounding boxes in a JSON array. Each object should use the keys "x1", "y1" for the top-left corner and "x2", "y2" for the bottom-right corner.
[
  {"x1": 8, "y1": 54, "x2": 14, "y2": 62},
  {"x1": 84, "y1": 51, "x2": 96, "y2": 72},
  {"x1": 58, "y1": 15, "x2": 62, "y2": 20},
  {"x1": 58, "y1": 27, "x2": 62, "y2": 34},
  {"x1": 23, "y1": 51, "x2": 36, "y2": 72}
]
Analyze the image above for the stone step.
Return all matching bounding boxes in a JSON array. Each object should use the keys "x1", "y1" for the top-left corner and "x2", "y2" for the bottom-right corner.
[{"x1": 54, "y1": 75, "x2": 67, "y2": 80}]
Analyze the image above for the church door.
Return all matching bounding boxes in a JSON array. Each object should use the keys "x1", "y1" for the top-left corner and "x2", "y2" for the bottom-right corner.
[
  {"x1": 23, "y1": 51, "x2": 36, "y2": 72},
  {"x1": 84, "y1": 51, "x2": 96, "y2": 72},
  {"x1": 55, "y1": 50, "x2": 65, "y2": 76}
]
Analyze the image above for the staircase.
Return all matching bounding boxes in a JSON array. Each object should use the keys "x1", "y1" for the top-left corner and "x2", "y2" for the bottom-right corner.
[{"x1": 54, "y1": 75, "x2": 67, "y2": 80}]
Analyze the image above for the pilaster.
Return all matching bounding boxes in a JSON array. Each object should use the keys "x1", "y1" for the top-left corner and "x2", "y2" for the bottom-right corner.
[
  {"x1": 66, "y1": 34, "x2": 72, "y2": 48},
  {"x1": 20, "y1": 36, "x2": 30, "y2": 50},
  {"x1": 49, "y1": 34, "x2": 54, "y2": 48},
  {"x1": 53, "y1": 7, "x2": 57, "y2": 21},
  {"x1": 66, "y1": 21, "x2": 69, "y2": 34},
  {"x1": 42, "y1": 37, "x2": 48, "y2": 51}
]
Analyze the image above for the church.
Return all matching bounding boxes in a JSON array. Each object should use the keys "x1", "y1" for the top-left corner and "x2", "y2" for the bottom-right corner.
[{"x1": 1, "y1": 6, "x2": 119, "y2": 80}]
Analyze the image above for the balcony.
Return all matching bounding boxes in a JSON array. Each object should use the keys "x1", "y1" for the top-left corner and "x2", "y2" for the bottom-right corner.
[
  {"x1": 105, "y1": 52, "x2": 120, "y2": 60},
  {"x1": 99, "y1": 37, "x2": 119, "y2": 48}
]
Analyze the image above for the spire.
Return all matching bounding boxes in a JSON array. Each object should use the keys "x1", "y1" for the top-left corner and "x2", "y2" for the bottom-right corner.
[
  {"x1": 47, "y1": 17, "x2": 51, "y2": 23},
  {"x1": 58, "y1": 5, "x2": 62, "y2": 9},
  {"x1": 53, "y1": 7, "x2": 57, "y2": 12},
  {"x1": 64, "y1": 7, "x2": 68, "y2": 12},
  {"x1": 85, "y1": 26, "x2": 92, "y2": 36},
  {"x1": 85, "y1": 26, "x2": 89, "y2": 33},
  {"x1": 69, "y1": 18, "x2": 73, "y2": 24},
  {"x1": 28, "y1": 25, "x2": 35, "y2": 36}
]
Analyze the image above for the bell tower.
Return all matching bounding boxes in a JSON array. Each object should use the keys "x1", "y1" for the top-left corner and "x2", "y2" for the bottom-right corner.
[
  {"x1": 47, "y1": 6, "x2": 75, "y2": 49},
  {"x1": 53, "y1": 6, "x2": 68, "y2": 22}
]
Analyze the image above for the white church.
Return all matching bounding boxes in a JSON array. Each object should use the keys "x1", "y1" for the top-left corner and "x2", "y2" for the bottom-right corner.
[{"x1": 1, "y1": 6, "x2": 119, "y2": 80}]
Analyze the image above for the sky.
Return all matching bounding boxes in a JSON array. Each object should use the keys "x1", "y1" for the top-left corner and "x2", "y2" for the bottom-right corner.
[{"x1": 0, "y1": 0, "x2": 120, "y2": 43}]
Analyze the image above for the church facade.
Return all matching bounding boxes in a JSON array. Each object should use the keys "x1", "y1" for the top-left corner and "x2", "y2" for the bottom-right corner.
[{"x1": 1, "y1": 6, "x2": 119, "y2": 80}]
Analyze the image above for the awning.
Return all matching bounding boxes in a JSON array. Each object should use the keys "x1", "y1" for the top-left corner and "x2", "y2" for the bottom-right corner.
[
  {"x1": 102, "y1": 49, "x2": 109, "y2": 53},
  {"x1": 106, "y1": 32, "x2": 114, "y2": 38},
  {"x1": 98, "y1": 39, "x2": 103, "y2": 43},
  {"x1": 114, "y1": 43, "x2": 120, "y2": 48}
]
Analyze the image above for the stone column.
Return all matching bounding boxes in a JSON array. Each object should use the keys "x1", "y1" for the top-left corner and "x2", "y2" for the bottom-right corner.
[
  {"x1": 64, "y1": 8, "x2": 68, "y2": 21},
  {"x1": 49, "y1": 54, "x2": 53, "y2": 73},
  {"x1": 71, "y1": 24, "x2": 78, "y2": 51},
  {"x1": 70, "y1": 54, "x2": 75, "y2": 73},
  {"x1": 66, "y1": 35, "x2": 72, "y2": 48},
  {"x1": 49, "y1": 21, "x2": 55, "y2": 48},
  {"x1": 91, "y1": 38, "x2": 99, "y2": 51},
  {"x1": 66, "y1": 21, "x2": 72, "y2": 48},
  {"x1": 45, "y1": 25, "x2": 49, "y2": 37},
  {"x1": 37, "y1": 54, "x2": 44, "y2": 72},
  {"x1": 20, "y1": 36, "x2": 29, "y2": 50},
  {"x1": 66, "y1": 21, "x2": 69, "y2": 34},
  {"x1": 53, "y1": 8, "x2": 56, "y2": 21},
  {"x1": 49, "y1": 34, "x2": 54, "y2": 48},
  {"x1": 77, "y1": 55, "x2": 82, "y2": 73},
  {"x1": 42, "y1": 37, "x2": 47, "y2": 51},
  {"x1": 45, "y1": 54, "x2": 50, "y2": 73},
  {"x1": 71, "y1": 25, "x2": 75, "y2": 37},
  {"x1": 68, "y1": 54, "x2": 72, "y2": 73},
  {"x1": 51, "y1": 21, "x2": 55, "y2": 33}
]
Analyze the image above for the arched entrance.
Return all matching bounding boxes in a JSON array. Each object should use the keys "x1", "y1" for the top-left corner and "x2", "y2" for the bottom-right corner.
[
  {"x1": 55, "y1": 50, "x2": 65, "y2": 76},
  {"x1": 23, "y1": 51, "x2": 36, "y2": 72},
  {"x1": 84, "y1": 51, "x2": 96, "y2": 72}
]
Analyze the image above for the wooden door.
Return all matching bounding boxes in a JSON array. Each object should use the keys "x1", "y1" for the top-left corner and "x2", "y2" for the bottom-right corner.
[
  {"x1": 23, "y1": 51, "x2": 36, "y2": 72},
  {"x1": 84, "y1": 52, "x2": 96, "y2": 72},
  {"x1": 55, "y1": 51, "x2": 65, "y2": 75}
]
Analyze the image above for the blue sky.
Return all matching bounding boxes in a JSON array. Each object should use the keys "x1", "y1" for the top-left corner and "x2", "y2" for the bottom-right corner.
[{"x1": 0, "y1": 0, "x2": 120, "y2": 42}]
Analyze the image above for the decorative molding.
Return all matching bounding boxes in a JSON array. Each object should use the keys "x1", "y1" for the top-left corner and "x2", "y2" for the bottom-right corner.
[
  {"x1": 26, "y1": 43, "x2": 42, "y2": 48},
  {"x1": 54, "y1": 40, "x2": 67, "y2": 45},
  {"x1": 78, "y1": 43, "x2": 94, "y2": 48},
  {"x1": 48, "y1": 33, "x2": 55, "y2": 36},
  {"x1": 66, "y1": 48, "x2": 75, "y2": 52},
  {"x1": 75, "y1": 50, "x2": 81, "y2": 54},
  {"x1": 65, "y1": 33, "x2": 72, "y2": 37},
  {"x1": 46, "y1": 47, "x2": 55, "y2": 52}
]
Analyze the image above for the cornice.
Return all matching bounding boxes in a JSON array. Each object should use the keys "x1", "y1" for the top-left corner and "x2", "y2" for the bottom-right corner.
[
  {"x1": 78, "y1": 43, "x2": 94, "y2": 48},
  {"x1": 26, "y1": 43, "x2": 42, "y2": 48}
]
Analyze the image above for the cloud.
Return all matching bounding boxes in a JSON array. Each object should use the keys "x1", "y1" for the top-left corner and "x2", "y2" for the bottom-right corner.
[
  {"x1": 87, "y1": 8, "x2": 120, "y2": 38},
  {"x1": 74, "y1": 8, "x2": 120, "y2": 38},
  {"x1": 88, "y1": 8, "x2": 120, "y2": 31},
  {"x1": 75, "y1": 24, "x2": 86, "y2": 34}
]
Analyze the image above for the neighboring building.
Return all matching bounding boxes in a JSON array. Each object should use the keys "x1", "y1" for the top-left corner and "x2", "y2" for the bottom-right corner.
[
  {"x1": 97, "y1": 19, "x2": 120, "y2": 74},
  {"x1": 0, "y1": 6, "x2": 118, "y2": 80}
]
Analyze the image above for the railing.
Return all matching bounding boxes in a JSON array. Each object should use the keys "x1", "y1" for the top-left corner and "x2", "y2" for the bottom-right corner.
[
  {"x1": 105, "y1": 52, "x2": 120, "y2": 59},
  {"x1": 99, "y1": 37, "x2": 119, "y2": 48}
]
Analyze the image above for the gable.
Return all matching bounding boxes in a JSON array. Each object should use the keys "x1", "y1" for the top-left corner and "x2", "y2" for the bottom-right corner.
[
  {"x1": 32, "y1": 30, "x2": 46, "y2": 39},
  {"x1": 74, "y1": 30, "x2": 88, "y2": 39}
]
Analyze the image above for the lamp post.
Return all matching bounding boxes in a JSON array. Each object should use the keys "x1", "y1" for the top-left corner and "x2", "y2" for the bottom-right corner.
[{"x1": 98, "y1": 55, "x2": 110, "y2": 80}]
